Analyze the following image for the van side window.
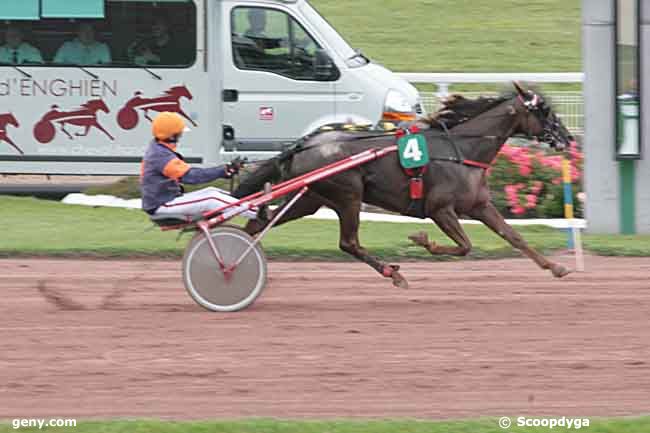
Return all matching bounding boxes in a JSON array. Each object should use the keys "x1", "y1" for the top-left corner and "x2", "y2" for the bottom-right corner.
[
  {"x1": 0, "y1": 0, "x2": 196, "y2": 68},
  {"x1": 231, "y1": 7, "x2": 330, "y2": 81}
]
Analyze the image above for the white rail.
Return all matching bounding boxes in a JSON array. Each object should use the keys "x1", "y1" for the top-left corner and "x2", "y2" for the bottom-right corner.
[
  {"x1": 399, "y1": 72, "x2": 583, "y2": 95},
  {"x1": 400, "y1": 72, "x2": 585, "y2": 136}
]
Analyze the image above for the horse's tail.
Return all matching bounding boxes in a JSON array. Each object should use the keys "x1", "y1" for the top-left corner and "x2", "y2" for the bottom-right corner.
[{"x1": 232, "y1": 157, "x2": 283, "y2": 199}]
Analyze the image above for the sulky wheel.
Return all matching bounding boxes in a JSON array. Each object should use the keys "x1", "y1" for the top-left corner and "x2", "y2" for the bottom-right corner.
[
  {"x1": 182, "y1": 225, "x2": 267, "y2": 312},
  {"x1": 34, "y1": 120, "x2": 55, "y2": 144},
  {"x1": 117, "y1": 106, "x2": 138, "y2": 130}
]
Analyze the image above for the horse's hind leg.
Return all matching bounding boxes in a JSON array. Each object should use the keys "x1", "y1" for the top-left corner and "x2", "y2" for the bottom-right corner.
[
  {"x1": 334, "y1": 198, "x2": 408, "y2": 289},
  {"x1": 243, "y1": 192, "x2": 325, "y2": 236},
  {"x1": 75, "y1": 125, "x2": 90, "y2": 137},
  {"x1": 60, "y1": 124, "x2": 73, "y2": 139},
  {"x1": 409, "y1": 207, "x2": 472, "y2": 256},
  {"x1": 470, "y1": 202, "x2": 570, "y2": 278}
]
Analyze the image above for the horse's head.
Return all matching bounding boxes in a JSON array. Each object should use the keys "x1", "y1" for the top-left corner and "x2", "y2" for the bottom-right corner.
[
  {"x1": 512, "y1": 82, "x2": 575, "y2": 150},
  {"x1": 168, "y1": 85, "x2": 193, "y2": 100},
  {"x1": 5, "y1": 113, "x2": 19, "y2": 127},
  {"x1": 85, "y1": 99, "x2": 110, "y2": 113}
]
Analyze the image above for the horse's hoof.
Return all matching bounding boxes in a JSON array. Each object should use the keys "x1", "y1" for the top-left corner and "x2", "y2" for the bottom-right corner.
[
  {"x1": 391, "y1": 271, "x2": 409, "y2": 289},
  {"x1": 408, "y1": 231, "x2": 429, "y2": 247},
  {"x1": 551, "y1": 264, "x2": 571, "y2": 278}
]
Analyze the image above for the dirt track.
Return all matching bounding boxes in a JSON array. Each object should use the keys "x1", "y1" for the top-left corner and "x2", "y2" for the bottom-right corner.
[{"x1": 1, "y1": 257, "x2": 649, "y2": 419}]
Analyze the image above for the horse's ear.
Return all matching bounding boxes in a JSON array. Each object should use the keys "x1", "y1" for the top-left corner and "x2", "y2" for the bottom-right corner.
[{"x1": 513, "y1": 81, "x2": 527, "y2": 99}]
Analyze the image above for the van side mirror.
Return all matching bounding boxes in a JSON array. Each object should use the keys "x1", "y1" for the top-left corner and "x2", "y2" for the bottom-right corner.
[{"x1": 314, "y1": 49, "x2": 338, "y2": 81}]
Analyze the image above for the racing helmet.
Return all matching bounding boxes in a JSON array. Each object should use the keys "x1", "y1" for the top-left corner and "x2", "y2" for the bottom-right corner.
[{"x1": 152, "y1": 112, "x2": 190, "y2": 142}]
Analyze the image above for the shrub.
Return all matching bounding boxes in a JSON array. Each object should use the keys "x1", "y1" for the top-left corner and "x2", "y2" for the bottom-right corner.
[{"x1": 488, "y1": 141, "x2": 583, "y2": 218}]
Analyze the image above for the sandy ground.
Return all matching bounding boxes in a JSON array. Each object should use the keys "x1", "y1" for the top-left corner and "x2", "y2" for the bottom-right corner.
[{"x1": 1, "y1": 256, "x2": 649, "y2": 420}]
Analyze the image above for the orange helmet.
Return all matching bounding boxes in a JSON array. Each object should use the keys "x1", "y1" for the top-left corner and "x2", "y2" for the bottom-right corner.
[{"x1": 152, "y1": 112, "x2": 189, "y2": 141}]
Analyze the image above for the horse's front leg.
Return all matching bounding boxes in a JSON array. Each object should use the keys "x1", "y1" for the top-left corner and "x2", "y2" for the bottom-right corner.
[
  {"x1": 2, "y1": 135, "x2": 24, "y2": 155},
  {"x1": 93, "y1": 122, "x2": 115, "y2": 140},
  {"x1": 178, "y1": 109, "x2": 197, "y2": 126},
  {"x1": 409, "y1": 207, "x2": 472, "y2": 256},
  {"x1": 470, "y1": 202, "x2": 570, "y2": 277},
  {"x1": 335, "y1": 199, "x2": 408, "y2": 289}
]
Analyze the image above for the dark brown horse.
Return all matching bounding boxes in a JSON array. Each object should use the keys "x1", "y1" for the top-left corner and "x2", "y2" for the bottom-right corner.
[{"x1": 234, "y1": 83, "x2": 576, "y2": 288}]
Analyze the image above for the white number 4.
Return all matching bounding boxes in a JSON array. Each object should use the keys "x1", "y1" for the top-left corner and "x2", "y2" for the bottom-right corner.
[{"x1": 403, "y1": 138, "x2": 423, "y2": 161}]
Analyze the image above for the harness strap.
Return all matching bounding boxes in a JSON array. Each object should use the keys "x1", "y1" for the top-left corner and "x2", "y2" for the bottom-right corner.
[
  {"x1": 462, "y1": 159, "x2": 492, "y2": 170},
  {"x1": 431, "y1": 120, "x2": 493, "y2": 170}
]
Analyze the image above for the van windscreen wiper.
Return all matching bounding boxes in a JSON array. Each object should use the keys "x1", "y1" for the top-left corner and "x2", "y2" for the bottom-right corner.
[{"x1": 140, "y1": 66, "x2": 162, "y2": 80}]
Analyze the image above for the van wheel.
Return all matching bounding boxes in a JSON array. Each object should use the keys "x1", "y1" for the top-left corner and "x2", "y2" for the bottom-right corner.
[
  {"x1": 117, "y1": 107, "x2": 138, "y2": 130},
  {"x1": 34, "y1": 121, "x2": 55, "y2": 144}
]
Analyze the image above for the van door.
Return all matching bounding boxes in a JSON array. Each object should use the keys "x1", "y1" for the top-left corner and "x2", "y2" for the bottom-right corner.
[{"x1": 221, "y1": 4, "x2": 336, "y2": 152}]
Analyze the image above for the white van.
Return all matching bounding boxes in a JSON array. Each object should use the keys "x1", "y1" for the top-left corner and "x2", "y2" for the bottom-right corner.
[{"x1": 0, "y1": 0, "x2": 421, "y2": 174}]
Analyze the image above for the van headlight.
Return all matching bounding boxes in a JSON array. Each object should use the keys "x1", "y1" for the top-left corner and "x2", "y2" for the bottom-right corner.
[{"x1": 382, "y1": 90, "x2": 417, "y2": 122}]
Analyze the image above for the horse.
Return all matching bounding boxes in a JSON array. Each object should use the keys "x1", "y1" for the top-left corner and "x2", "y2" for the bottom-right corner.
[
  {"x1": 117, "y1": 85, "x2": 196, "y2": 130},
  {"x1": 0, "y1": 113, "x2": 22, "y2": 154},
  {"x1": 34, "y1": 99, "x2": 113, "y2": 143},
  {"x1": 233, "y1": 83, "x2": 576, "y2": 288},
  {"x1": 66, "y1": 99, "x2": 114, "y2": 140}
]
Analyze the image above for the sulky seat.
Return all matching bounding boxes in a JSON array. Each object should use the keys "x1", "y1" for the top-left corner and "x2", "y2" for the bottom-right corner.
[{"x1": 149, "y1": 213, "x2": 203, "y2": 227}]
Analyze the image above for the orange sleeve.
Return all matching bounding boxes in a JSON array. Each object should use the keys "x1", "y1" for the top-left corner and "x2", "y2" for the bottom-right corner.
[{"x1": 162, "y1": 157, "x2": 191, "y2": 180}]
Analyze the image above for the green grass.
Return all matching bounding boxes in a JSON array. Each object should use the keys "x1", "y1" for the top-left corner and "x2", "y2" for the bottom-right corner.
[
  {"x1": 2, "y1": 196, "x2": 650, "y2": 259},
  {"x1": 311, "y1": 0, "x2": 581, "y2": 72},
  {"x1": 1, "y1": 418, "x2": 650, "y2": 433}
]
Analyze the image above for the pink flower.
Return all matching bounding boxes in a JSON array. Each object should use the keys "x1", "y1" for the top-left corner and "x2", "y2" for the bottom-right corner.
[
  {"x1": 525, "y1": 194, "x2": 537, "y2": 209},
  {"x1": 518, "y1": 164, "x2": 532, "y2": 176},
  {"x1": 512, "y1": 205, "x2": 526, "y2": 215}
]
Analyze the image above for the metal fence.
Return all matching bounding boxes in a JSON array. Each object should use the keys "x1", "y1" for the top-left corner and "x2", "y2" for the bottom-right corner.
[{"x1": 400, "y1": 73, "x2": 584, "y2": 137}]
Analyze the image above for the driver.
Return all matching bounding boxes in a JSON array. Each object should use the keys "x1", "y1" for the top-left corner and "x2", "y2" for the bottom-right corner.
[{"x1": 140, "y1": 112, "x2": 256, "y2": 218}]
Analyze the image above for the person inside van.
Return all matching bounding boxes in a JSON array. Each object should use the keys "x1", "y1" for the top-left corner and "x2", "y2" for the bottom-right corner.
[
  {"x1": 141, "y1": 112, "x2": 255, "y2": 218},
  {"x1": 245, "y1": 8, "x2": 268, "y2": 39},
  {"x1": 54, "y1": 22, "x2": 111, "y2": 65},
  {"x1": 0, "y1": 24, "x2": 43, "y2": 64},
  {"x1": 243, "y1": 8, "x2": 282, "y2": 50},
  {"x1": 130, "y1": 15, "x2": 192, "y2": 66}
]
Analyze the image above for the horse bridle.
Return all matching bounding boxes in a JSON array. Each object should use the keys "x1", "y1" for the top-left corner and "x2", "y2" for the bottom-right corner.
[{"x1": 518, "y1": 92, "x2": 569, "y2": 146}]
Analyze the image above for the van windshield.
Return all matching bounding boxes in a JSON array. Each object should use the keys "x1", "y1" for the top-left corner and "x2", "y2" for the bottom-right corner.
[{"x1": 299, "y1": 1, "x2": 367, "y2": 67}]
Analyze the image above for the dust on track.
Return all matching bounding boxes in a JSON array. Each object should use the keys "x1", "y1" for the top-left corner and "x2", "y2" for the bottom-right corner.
[{"x1": 1, "y1": 256, "x2": 649, "y2": 419}]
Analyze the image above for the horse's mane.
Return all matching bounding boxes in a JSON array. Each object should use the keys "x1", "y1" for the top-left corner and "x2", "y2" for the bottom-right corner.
[
  {"x1": 165, "y1": 86, "x2": 184, "y2": 95},
  {"x1": 423, "y1": 93, "x2": 513, "y2": 129},
  {"x1": 81, "y1": 99, "x2": 104, "y2": 109}
]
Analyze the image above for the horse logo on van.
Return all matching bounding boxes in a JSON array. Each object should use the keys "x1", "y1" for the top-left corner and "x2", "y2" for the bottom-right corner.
[
  {"x1": 0, "y1": 113, "x2": 23, "y2": 154},
  {"x1": 34, "y1": 99, "x2": 114, "y2": 144},
  {"x1": 117, "y1": 85, "x2": 197, "y2": 130}
]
